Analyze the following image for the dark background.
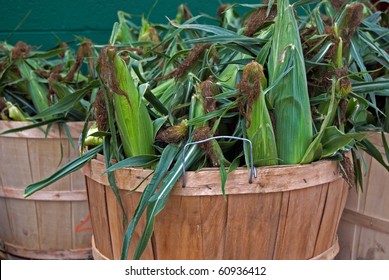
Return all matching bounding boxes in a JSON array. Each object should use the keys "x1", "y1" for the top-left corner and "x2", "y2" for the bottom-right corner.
[{"x1": 0, "y1": 0, "x2": 258, "y2": 49}]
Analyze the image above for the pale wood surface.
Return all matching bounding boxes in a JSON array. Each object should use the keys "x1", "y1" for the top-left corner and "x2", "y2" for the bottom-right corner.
[
  {"x1": 337, "y1": 132, "x2": 389, "y2": 260},
  {"x1": 0, "y1": 121, "x2": 91, "y2": 259},
  {"x1": 0, "y1": 121, "x2": 84, "y2": 139},
  {"x1": 3, "y1": 240, "x2": 92, "y2": 260},
  {"x1": 86, "y1": 177, "x2": 114, "y2": 259},
  {"x1": 0, "y1": 187, "x2": 87, "y2": 200},
  {"x1": 83, "y1": 158, "x2": 341, "y2": 196}
]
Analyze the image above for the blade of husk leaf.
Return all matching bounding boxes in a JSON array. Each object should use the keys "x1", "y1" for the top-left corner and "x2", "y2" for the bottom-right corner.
[
  {"x1": 103, "y1": 136, "x2": 127, "y2": 223},
  {"x1": 30, "y1": 80, "x2": 100, "y2": 120},
  {"x1": 103, "y1": 155, "x2": 159, "y2": 173},
  {"x1": 0, "y1": 117, "x2": 64, "y2": 136},
  {"x1": 351, "y1": 148, "x2": 364, "y2": 191},
  {"x1": 132, "y1": 144, "x2": 203, "y2": 259},
  {"x1": 358, "y1": 138, "x2": 389, "y2": 172},
  {"x1": 121, "y1": 144, "x2": 181, "y2": 259},
  {"x1": 382, "y1": 131, "x2": 389, "y2": 164},
  {"x1": 61, "y1": 122, "x2": 76, "y2": 151},
  {"x1": 300, "y1": 78, "x2": 336, "y2": 163},
  {"x1": 352, "y1": 80, "x2": 389, "y2": 94},
  {"x1": 143, "y1": 86, "x2": 169, "y2": 116},
  {"x1": 24, "y1": 144, "x2": 103, "y2": 197}
]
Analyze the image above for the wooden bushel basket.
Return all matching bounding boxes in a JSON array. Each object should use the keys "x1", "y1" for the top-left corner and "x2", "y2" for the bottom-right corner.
[
  {"x1": 82, "y1": 155, "x2": 348, "y2": 260},
  {"x1": 337, "y1": 132, "x2": 389, "y2": 260},
  {"x1": 0, "y1": 121, "x2": 92, "y2": 259}
]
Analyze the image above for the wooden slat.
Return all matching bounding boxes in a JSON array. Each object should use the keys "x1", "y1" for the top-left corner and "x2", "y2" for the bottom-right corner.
[
  {"x1": 224, "y1": 192, "x2": 281, "y2": 259},
  {"x1": 311, "y1": 237, "x2": 339, "y2": 260},
  {"x1": 199, "y1": 195, "x2": 227, "y2": 259},
  {"x1": 0, "y1": 121, "x2": 85, "y2": 139},
  {"x1": 315, "y1": 179, "x2": 348, "y2": 255},
  {"x1": 36, "y1": 200, "x2": 72, "y2": 250},
  {"x1": 86, "y1": 178, "x2": 113, "y2": 259},
  {"x1": 106, "y1": 188, "x2": 125, "y2": 260},
  {"x1": 83, "y1": 158, "x2": 342, "y2": 196},
  {"x1": 5, "y1": 199, "x2": 39, "y2": 249},
  {"x1": 154, "y1": 195, "x2": 203, "y2": 259},
  {"x1": 72, "y1": 201, "x2": 93, "y2": 249},
  {"x1": 3, "y1": 240, "x2": 92, "y2": 260},
  {"x1": 0, "y1": 198, "x2": 12, "y2": 243},
  {"x1": 91, "y1": 236, "x2": 109, "y2": 260},
  {"x1": 0, "y1": 137, "x2": 33, "y2": 189},
  {"x1": 0, "y1": 187, "x2": 87, "y2": 201},
  {"x1": 122, "y1": 191, "x2": 155, "y2": 260},
  {"x1": 341, "y1": 208, "x2": 389, "y2": 234},
  {"x1": 272, "y1": 185, "x2": 327, "y2": 259}
]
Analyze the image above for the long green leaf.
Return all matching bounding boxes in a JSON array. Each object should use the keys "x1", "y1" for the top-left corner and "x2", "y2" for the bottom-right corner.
[
  {"x1": 121, "y1": 144, "x2": 181, "y2": 259},
  {"x1": 132, "y1": 144, "x2": 203, "y2": 259},
  {"x1": 30, "y1": 80, "x2": 100, "y2": 119},
  {"x1": 0, "y1": 117, "x2": 64, "y2": 136},
  {"x1": 24, "y1": 144, "x2": 103, "y2": 197},
  {"x1": 358, "y1": 138, "x2": 389, "y2": 172},
  {"x1": 104, "y1": 155, "x2": 159, "y2": 173}
]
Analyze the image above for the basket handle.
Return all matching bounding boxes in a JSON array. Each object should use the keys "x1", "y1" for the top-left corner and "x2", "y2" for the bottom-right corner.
[{"x1": 182, "y1": 136, "x2": 257, "y2": 188}]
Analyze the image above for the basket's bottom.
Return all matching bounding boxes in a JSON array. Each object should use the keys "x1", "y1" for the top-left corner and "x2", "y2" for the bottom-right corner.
[
  {"x1": 91, "y1": 235, "x2": 339, "y2": 260},
  {"x1": 1, "y1": 240, "x2": 92, "y2": 260}
]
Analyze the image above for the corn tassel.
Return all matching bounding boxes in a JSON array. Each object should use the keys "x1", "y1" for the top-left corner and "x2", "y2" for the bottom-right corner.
[
  {"x1": 238, "y1": 61, "x2": 277, "y2": 166},
  {"x1": 268, "y1": 0, "x2": 313, "y2": 164}
]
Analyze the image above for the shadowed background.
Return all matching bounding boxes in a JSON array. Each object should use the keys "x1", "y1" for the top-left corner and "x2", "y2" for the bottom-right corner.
[{"x1": 0, "y1": 0, "x2": 258, "y2": 49}]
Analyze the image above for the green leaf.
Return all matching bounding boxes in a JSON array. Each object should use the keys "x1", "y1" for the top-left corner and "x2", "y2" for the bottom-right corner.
[
  {"x1": 24, "y1": 144, "x2": 103, "y2": 197},
  {"x1": 382, "y1": 131, "x2": 389, "y2": 164},
  {"x1": 321, "y1": 126, "x2": 358, "y2": 157},
  {"x1": 103, "y1": 136, "x2": 127, "y2": 223},
  {"x1": 29, "y1": 80, "x2": 100, "y2": 120},
  {"x1": 0, "y1": 117, "x2": 64, "y2": 136},
  {"x1": 352, "y1": 80, "x2": 389, "y2": 94},
  {"x1": 131, "y1": 144, "x2": 204, "y2": 259},
  {"x1": 351, "y1": 148, "x2": 364, "y2": 191},
  {"x1": 301, "y1": 79, "x2": 337, "y2": 164},
  {"x1": 121, "y1": 144, "x2": 181, "y2": 259},
  {"x1": 104, "y1": 155, "x2": 159, "y2": 174},
  {"x1": 358, "y1": 138, "x2": 389, "y2": 172}
]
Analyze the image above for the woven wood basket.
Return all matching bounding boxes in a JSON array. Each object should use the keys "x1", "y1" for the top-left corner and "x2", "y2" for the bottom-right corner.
[
  {"x1": 0, "y1": 121, "x2": 92, "y2": 259},
  {"x1": 82, "y1": 155, "x2": 348, "y2": 260}
]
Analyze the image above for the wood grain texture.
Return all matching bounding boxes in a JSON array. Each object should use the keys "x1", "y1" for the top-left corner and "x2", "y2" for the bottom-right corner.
[
  {"x1": 83, "y1": 158, "x2": 341, "y2": 195},
  {"x1": 337, "y1": 132, "x2": 389, "y2": 260},
  {"x1": 0, "y1": 121, "x2": 91, "y2": 259},
  {"x1": 83, "y1": 156, "x2": 348, "y2": 260}
]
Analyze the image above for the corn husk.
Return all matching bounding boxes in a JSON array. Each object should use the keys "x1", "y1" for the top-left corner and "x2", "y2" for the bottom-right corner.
[{"x1": 268, "y1": 0, "x2": 313, "y2": 164}]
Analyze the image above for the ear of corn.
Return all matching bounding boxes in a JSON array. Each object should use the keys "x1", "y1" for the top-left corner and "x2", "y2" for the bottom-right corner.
[
  {"x1": 268, "y1": 0, "x2": 313, "y2": 164},
  {"x1": 16, "y1": 60, "x2": 50, "y2": 115},
  {"x1": 1, "y1": 101, "x2": 27, "y2": 121},
  {"x1": 109, "y1": 48, "x2": 154, "y2": 157},
  {"x1": 238, "y1": 61, "x2": 278, "y2": 166}
]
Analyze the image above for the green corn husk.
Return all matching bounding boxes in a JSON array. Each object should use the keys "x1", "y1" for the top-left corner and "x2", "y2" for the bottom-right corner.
[
  {"x1": 238, "y1": 61, "x2": 277, "y2": 166},
  {"x1": 15, "y1": 60, "x2": 50, "y2": 115},
  {"x1": 268, "y1": 0, "x2": 313, "y2": 164},
  {"x1": 1, "y1": 101, "x2": 27, "y2": 121},
  {"x1": 99, "y1": 47, "x2": 154, "y2": 158}
]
